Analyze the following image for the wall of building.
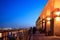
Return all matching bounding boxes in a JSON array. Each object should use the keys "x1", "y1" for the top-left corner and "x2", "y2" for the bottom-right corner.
[{"x1": 36, "y1": 0, "x2": 60, "y2": 36}]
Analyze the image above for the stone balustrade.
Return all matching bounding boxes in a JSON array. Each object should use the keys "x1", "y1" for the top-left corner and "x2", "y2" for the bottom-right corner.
[{"x1": 0, "y1": 29, "x2": 29, "y2": 40}]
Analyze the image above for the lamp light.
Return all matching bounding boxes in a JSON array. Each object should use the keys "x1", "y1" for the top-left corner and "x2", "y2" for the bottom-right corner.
[
  {"x1": 55, "y1": 17, "x2": 60, "y2": 21},
  {"x1": 54, "y1": 11, "x2": 60, "y2": 21},
  {"x1": 46, "y1": 17, "x2": 51, "y2": 21},
  {"x1": 55, "y1": 12, "x2": 60, "y2": 16}
]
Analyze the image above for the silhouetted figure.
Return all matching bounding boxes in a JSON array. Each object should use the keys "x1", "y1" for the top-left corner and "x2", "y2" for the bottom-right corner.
[
  {"x1": 0, "y1": 38, "x2": 3, "y2": 40},
  {"x1": 12, "y1": 34, "x2": 16, "y2": 40},
  {"x1": 8, "y1": 34, "x2": 16, "y2": 40},
  {"x1": 19, "y1": 32, "x2": 22, "y2": 40},
  {"x1": 33, "y1": 27, "x2": 36, "y2": 34},
  {"x1": 28, "y1": 27, "x2": 32, "y2": 40}
]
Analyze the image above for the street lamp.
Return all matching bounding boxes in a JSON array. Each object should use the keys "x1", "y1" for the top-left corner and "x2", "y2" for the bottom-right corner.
[
  {"x1": 54, "y1": 12, "x2": 60, "y2": 21},
  {"x1": 46, "y1": 17, "x2": 51, "y2": 21},
  {"x1": 54, "y1": 12, "x2": 60, "y2": 16}
]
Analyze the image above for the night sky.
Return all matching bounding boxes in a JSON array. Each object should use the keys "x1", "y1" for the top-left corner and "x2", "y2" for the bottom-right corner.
[{"x1": 0, "y1": 0, "x2": 48, "y2": 28}]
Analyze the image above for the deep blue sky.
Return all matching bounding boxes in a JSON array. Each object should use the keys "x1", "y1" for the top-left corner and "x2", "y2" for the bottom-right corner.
[{"x1": 0, "y1": 0, "x2": 48, "y2": 28}]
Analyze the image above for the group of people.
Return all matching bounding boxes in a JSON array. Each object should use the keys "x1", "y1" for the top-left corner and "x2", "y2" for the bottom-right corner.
[
  {"x1": 28, "y1": 27, "x2": 36, "y2": 34},
  {"x1": 28, "y1": 27, "x2": 36, "y2": 40}
]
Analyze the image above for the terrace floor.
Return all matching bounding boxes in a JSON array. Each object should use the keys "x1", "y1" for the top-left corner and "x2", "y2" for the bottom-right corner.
[{"x1": 27, "y1": 31, "x2": 60, "y2": 40}]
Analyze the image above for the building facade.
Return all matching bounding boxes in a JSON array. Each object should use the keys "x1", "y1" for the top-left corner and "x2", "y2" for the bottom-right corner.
[{"x1": 36, "y1": 0, "x2": 60, "y2": 36}]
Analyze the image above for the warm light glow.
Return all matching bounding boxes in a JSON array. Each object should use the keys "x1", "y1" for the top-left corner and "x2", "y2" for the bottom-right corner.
[
  {"x1": 47, "y1": 21, "x2": 50, "y2": 24},
  {"x1": 0, "y1": 33, "x2": 2, "y2": 38},
  {"x1": 55, "y1": 12, "x2": 60, "y2": 16},
  {"x1": 55, "y1": 17, "x2": 60, "y2": 21},
  {"x1": 46, "y1": 17, "x2": 51, "y2": 21}
]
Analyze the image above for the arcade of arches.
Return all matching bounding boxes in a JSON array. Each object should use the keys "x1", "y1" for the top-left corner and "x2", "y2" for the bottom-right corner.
[{"x1": 36, "y1": 0, "x2": 60, "y2": 36}]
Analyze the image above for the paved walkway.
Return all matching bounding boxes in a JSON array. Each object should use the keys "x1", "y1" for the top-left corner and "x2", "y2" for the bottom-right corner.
[{"x1": 27, "y1": 31, "x2": 60, "y2": 40}]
